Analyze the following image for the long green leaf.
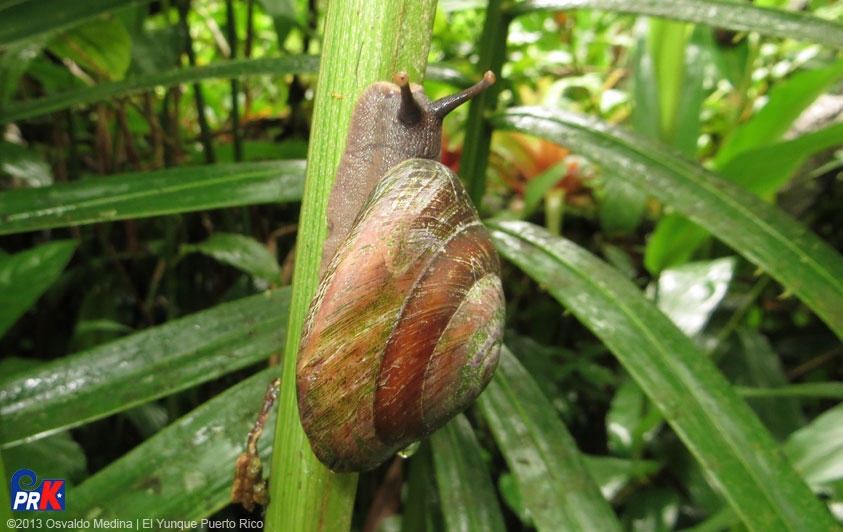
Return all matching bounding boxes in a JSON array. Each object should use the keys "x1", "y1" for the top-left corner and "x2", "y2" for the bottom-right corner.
[
  {"x1": 492, "y1": 107, "x2": 843, "y2": 340},
  {"x1": 0, "y1": 160, "x2": 305, "y2": 236},
  {"x1": 0, "y1": 288, "x2": 289, "y2": 447},
  {"x1": 404, "y1": 442, "x2": 441, "y2": 532},
  {"x1": 0, "y1": 240, "x2": 77, "y2": 337},
  {"x1": 0, "y1": 0, "x2": 153, "y2": 47},
  {"x1": 507, "y1": 0, "x2": 843, "y2": 49},
  {"x1": 62, "y1": 367, "x2": 280, "y2": 526},
  {"x1": 478, "y1": 347, "x2": 623, "y2": 532},
  {"x1": 0, "y1": 58, "x2": 470, "y2": 124},
  {"x1": 0, "y1": 56, "x2": 319, "y2": 124},
  {"x1": 737, "y1": 383, "x2": 843, "y2": 400},
  {"x1": 431, "y1": 415, "x2": 507, "y2": 532},
  {"x1": 487, "y1": 219, "x2": 837, "y2": 532}
]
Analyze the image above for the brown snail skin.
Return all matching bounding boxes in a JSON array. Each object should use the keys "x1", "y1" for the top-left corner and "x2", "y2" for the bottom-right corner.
[{"x1": 297, "y1": 71, "x2": 504, "y2": 473}]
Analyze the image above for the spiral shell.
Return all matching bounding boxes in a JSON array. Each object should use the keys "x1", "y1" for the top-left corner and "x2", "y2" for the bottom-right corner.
[{"x1": 296, "y1": 158, "x2": 505, "y2": 472}]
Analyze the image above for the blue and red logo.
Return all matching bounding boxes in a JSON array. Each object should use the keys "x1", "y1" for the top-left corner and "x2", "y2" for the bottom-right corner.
[{"x1": 10, "y1": 469, "x2": 65, "y2": 511}]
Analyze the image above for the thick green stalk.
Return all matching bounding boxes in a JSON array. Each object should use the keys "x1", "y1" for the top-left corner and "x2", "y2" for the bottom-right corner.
[
  {"x1": 226, "y1": 0, "x2": 243, "y2": 162},
  {"x1": 177, "y1": 0, "x2": 215, "y2": 164},
  {"x1": 460, "y1": 0, "x2": 508, "y2": 207},
  {"x1": 264, "y1": 2, "x2": 437, "y2": 530}
]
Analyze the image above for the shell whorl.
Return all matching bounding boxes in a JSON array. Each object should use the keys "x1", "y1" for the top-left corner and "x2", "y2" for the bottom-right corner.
[{"x1": 297, "y1": 159, "x2": 504, "y2": 472}]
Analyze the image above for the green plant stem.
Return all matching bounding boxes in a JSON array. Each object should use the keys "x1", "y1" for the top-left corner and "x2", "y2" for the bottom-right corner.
[
  {"x1": 712, "y1": 276, "x2": 770, "y2": 353},
  {"x1": 178, "y1": 0, "x2": 215, "y2": 164},
  {"x1": 737, "y1": 382, "x2": 843, "y2": 399},
  {"x1": 461, "y1": 0, "x2": 508, "y2": 207},
  {"x1": 225, "y1": 0, "x2": 243, "y2": 163},
  {"x1": 264, "y1": 2, "x2": 437, "y2": 530}
]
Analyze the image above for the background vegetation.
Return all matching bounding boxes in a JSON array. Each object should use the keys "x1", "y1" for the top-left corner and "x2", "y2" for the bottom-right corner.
[{"x1": 1, "y1": 0, "x2": 842, "y2": 531}]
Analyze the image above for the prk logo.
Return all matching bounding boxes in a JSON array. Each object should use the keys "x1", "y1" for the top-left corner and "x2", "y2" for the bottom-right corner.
[{"x1": 11, "y1": 469, "x2": 65, "y2": 511}]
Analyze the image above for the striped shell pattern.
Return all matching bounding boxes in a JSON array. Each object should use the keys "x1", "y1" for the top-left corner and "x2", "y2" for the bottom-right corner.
[{"x1": 296, "y1": 158, "x2": 504, "y2": 472}]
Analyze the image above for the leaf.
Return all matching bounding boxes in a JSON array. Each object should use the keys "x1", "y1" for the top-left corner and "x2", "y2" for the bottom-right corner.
[
  {"x1": 492, "y1": 107, "x2": 843, "y2": 340},
  {"x1": 0, "y1": 0, "x2": 153, "y2": 47},
  {"x1": 47, "y1": 18, "x2": 132, "y2": 81},
  {"x1": 654, "y1": 257, "x2": 736, "y2": 337},
  {"x1": 0, "y1": 160, "x2": 306, "y2": 236},
  {"x1": 478, "y1": 348, "x2": 623, "y2": 532},
  {"x1": 404, "y1": 442, "x2": 442, "y2": 532},
  {"x1": 784, "y1": 401, "x2": 843, "y2": 487},
  {"x1": 600, "y1": 174, "x2": 647, "y2": 237},
  {"x1": 583, "y1": 455, "x2": 662, "y2": 500},
  {"x1": 737, "y1": 382, "x2": 843, "y2": 400},
  {"x1": 127, "y1": 26, "x2": 183, "y2": 75},
  {"x1": 715, "y1": 58, "x2": 843, "y2": 166},
  {"x1": 0, "y1": 57, "x2": 466, "y2": 125},
  {"x1": 673, "y1": 29, "x2": 708, "y2": 158},
  {"x1": 606, "y1": 378, "x2": 662, "y2": 458},
  {"x1": 506, "y1": 0, "x2": 843, "y2": 49},
  {"x1": 623, "y1": 487, "x2": 680, "y2": 532},
  {"x1": 0, "y1": 288, "x2": 290, "y2": 447},
  {"x1": 722, "y1": 330, "x2": 806, "y2": 441},
  {"x1": 648, "y1": 19, "x2": 692, "y2": 143},
  {"x1": 644, "y1": 213, "x2": 709, "y2": 273},
  {"x1": 487, "y1": 219, "x2": 838, "y2": 531},
  {"x1": 0, "y1": 35, "x2": 50, "y2": 107},
  {"x1": 523, "y1": 162, "x2": 567, "y2": 218},
  {"x1": 2, "y1": 432, "x2": 87, "y2": 485},
  {"x1": 0, "y1": 240, "x2": 77, "y2": 338},
  {"x1": 63, "y1": 367, "x2": 280, "y2": 523},
  {"x1": 722, "y1": 121, "x2": 843, "y2": 201},
  {"x1": 0, "y1": 55, "x2": 319, "y2": 124},
  {"x1": 647, "y1": 119, "x2": 843, "y2": 272},
  {"x1": 431, "y1": 415, "x2": 507, "y2": 532},
  {"x1": 182, "y1": 233, "x2": 283, "y2": 285},
  {"x1": 0, "y1": 141, "x2": 52, "y2": 187}
]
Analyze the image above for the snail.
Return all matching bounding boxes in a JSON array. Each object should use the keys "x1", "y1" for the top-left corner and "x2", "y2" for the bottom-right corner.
[{"x1": 296, "y1": 71, "x2": 504, "y2": 472}]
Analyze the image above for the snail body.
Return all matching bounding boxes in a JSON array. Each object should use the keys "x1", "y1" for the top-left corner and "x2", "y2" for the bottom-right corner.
[{"x1": 297, "y1": 72, "x2": 504, "y2": 472}]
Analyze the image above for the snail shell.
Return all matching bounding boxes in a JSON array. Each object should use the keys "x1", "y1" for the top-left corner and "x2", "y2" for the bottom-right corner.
[
  {"x1": 296, "y1": 72, "x2": 503, "y2": 473},
  {"x1": 297, "y1": 159, "x2": 504, "y2": 472}
]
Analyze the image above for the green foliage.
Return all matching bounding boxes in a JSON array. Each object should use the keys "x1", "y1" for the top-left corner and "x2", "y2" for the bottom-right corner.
[{"x1": 1, "y1": 0, "x2": 842, "y2": 531}]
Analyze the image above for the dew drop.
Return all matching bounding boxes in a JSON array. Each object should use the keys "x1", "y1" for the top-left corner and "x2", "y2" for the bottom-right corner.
[{"x1": 397, "y1": 441, "x2": 421, "y2": 459}]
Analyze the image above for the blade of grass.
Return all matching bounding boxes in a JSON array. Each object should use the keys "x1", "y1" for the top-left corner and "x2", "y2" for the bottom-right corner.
[
  {"x1": 507, "y1": 0, "x2": 843, "y2": 49},
  {"x1": 0, "y1": 57, "x2": 467, "y2": 125},
  {"x1": 0, "y1": 56, "x2": 319, "y2": 124},
  {"x1": 487, "y1": 219, "x2": 837, "y2": 531},
  {"x1": 478, "y1": 347, "x2": 623, "y2": 532},
  {"x1": 404, "y1": 442, "x2": 441, "y2": 532},
  {"x1": 0, "y1": 288, "x2": 290, "y2": 447},
  {"x1": 431, "y1": 415, "x2": 507, "y2": 532},
  {"x1": 0, "y1": 160, "x2": 305, "y2": 236},
  {"x1": 492, "y1": 107, "x2": 843, "y2": 340},
  {"x1": 737, "y1": 383, "x2": 843, "y2": 400}
]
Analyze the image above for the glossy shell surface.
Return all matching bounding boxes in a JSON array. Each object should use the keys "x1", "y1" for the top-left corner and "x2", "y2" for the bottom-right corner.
[{"x1": 296, "y1": 158, "x2": 504, "y2": 472}]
